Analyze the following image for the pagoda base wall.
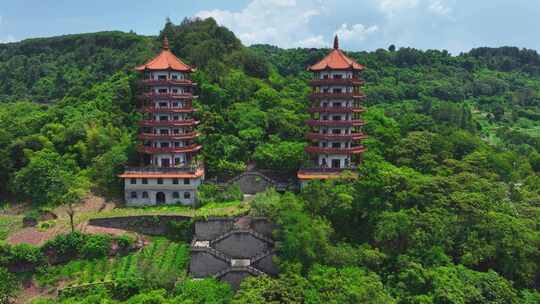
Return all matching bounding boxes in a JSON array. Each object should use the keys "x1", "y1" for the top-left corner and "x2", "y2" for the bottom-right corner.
[{"x1": 124, "y1": 177, "x2": 202, "y2": 206}]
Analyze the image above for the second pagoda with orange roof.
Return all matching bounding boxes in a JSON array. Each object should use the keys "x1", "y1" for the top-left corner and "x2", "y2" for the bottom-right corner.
[
  {"x1": 297, "y1": 35, "x2": 367, "y2": 183},
  {"x1": 120, "y1": 37, "x2": 204, "y2": 206}
]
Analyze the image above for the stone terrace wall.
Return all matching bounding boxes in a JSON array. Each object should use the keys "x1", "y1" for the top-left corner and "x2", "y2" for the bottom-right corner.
[
  {"x1": 88, "y1": 215, "x2": 190, "y2": 235},
  {"x1": 194, "y1": 218, "x2": 235, "y2": 241}
]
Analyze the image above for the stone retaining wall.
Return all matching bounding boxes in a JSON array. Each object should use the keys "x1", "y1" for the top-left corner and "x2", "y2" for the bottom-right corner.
[{"x1": 88, "y1": 215, "x2": 190, "y2": 235}]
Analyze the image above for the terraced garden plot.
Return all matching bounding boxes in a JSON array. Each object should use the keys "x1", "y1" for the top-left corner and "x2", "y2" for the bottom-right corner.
[
  {"x1": 0, "y1": 215, "x2": 22, "y2": 240},
  {"x1": 37, "y1": 239, "x2": 190, "y2": 288},
  {"x1": 76, "y1": 200, "x2": 248, "y2": 224}
]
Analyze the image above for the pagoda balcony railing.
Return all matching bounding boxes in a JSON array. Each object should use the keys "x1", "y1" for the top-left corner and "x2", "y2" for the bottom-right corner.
[
  {"x1": 306, "y1": 119, "x2": 365, "y2": 127},
  {"x1": 298, "y1": 165, "x2": 358, "y2": 173},
  {"x1": 140, "y1": 93, "x2": 197, "y2": 100},
  {"x1": 309, "y1": 78, "x2": 365, "y2": 86},
  {"x1": 141, "y1": 106, "x2": 196, "y2": 113},
  {"x1": 138, "y1": 119, "x2": 199, "y2": 127},
  {"x1": 140, "y1": 79, "x2": 196, "y2": 86},
  {"x1": 309, "y1": 92, "x2": 367, "y2": 100},
  {"x1": 305, "y1": 146, "x2": 366, "y2": 155},
  {"x1": 124, "y1": 163, "x2": 202, "y2": 174},
  {"x1": 308, "y1": 106, "x2": 365, "y2": 113},
  {"x1": 306, "y1": 132, "x2": 368, "y2": 141},
  {"x1": 138, "y1": 132, "x2": 199, "y2": 141},
  {"x1": 137, "y1": 144, "x2": 202, "y2": 154}
]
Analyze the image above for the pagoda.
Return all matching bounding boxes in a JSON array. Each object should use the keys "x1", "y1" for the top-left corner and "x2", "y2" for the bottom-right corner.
[
  {"x1": 119, "y1": 37, "x2": 204, "y2": 206},
  {"x1": 297, "y1": 35, "x2": 367, "y2": 183}
]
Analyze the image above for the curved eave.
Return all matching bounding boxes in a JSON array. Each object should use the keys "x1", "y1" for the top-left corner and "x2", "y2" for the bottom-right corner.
[
  {"x1": 304, "y1": 146, "x2": 367, "y2": 155},
  {"x1": 306, "y1": 119, "x2": 365, "y2": 127},
  {"x1": 306, "y1": 133, "x2": 368, "y2": 141},
  {"x1": 308, "y1": 65, "x2": 365, "y2": 72},
  {"x1": 138, "y1": 93, "x2": 197, "y2": 100},
  {"x1": 135, "y1": 66, "x2": 194, "y2": 72},
  {"x1": 309, "y1": 93, "x2": 367, "y2": 100},
  {"x1": 137, "y1": 144, "x2": 202, "y2": 154},
  {"x1": 138, "y1": 132, "x2": 199, "y2": 141},
  {"x1": 141, "y1": 107, "x2": 197, "y2": 114},
  {"x1": 139, "y1": 79, "x2": 196, "y2": 86},
  {"x1": 309, "y1": 79, "x2": 365, "y2": 86},
  {"x1": 138, "y1": 120, "x2": 200, "y2": 127},
  {"x1": 308, "y1": 107, "x2": 365, "y2": 114}
]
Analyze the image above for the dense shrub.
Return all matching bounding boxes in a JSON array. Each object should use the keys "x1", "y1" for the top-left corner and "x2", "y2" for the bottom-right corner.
[
  {"x1": 221, "y1": 183, "x2": 243, "y2": 202},
  {"x1": 42, "y1": 231, "x2": 86, "y2": 262},
  {"x1": 0, "y1": 267, "x2": 17, "y2": 304},
  {"x1": 165, "y1": 220, "x2": 194, "y2": 242},
  {"x1": 41, "y1": 232, "x2": 130, "y2": 264},
  {"x1": 174, "y1": 278, "x2": 233, "y2": 304},
  {"x1": 111, "y1": 277, "x2": 144, "y2": 301},
  {"x1": 80, "y1": 234, "x2": 112, "y2": 259},
  {"x1": 197, "y1": 183, "x2": 243, "y2": 206},
  {"x1": 197, "y1": 183, "x2": 221, "y2": 205},
  {"x1": 4, "y1": 244, "x2": 44, "y2": 271},
  {"x1": 114, "y1": 235, "x2": 135, "y2": 254}
]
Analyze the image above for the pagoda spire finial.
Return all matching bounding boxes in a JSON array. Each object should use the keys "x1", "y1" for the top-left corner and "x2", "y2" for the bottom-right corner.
[
  {"x1": 163, "y1": 36, "x2": 170, "y2": 50},
  {"x1": 333, "y1": 35, "x2": 339, "y2": 49}
]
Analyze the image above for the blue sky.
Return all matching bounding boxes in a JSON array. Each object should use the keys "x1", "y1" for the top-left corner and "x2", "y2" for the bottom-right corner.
[{"x1": 2, "y1": 0, "x2": 540, "y2": 54}]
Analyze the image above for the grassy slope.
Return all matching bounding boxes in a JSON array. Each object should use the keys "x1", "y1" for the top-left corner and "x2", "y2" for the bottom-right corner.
[
  {"x1": 0, "y1": 214, "x2": 22, "y2": 241},
  {"x1": 36, "y1": 238, "x2": 190, "y2": 289}
]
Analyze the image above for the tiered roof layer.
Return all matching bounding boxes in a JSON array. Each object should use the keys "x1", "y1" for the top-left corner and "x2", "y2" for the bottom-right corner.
[
  {"x1": 308, "y1": 35, "x2": 364, "y2": 71},
  {"x1": 135, "y1": 37, "x2": 194, "y2": 72}
]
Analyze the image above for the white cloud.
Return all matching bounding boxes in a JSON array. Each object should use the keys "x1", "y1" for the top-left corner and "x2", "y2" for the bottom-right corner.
[
  {"x1": 428, "y1": 0, "x2": 452, "y2": 16},
  {"x1": 376, "y1": 0, "x2": 419, "y2": 17},
  {"x1": 375, "y1": 0, "x2": 452, "y2": 17},
  {"x1": 297, "y1": 35, "x2": 326, "y2": 48},
  {"x1": 335, "y1": 23, "x2": 379, "y2": 42},
  {"x1": 195, "y1": 0, "x2": 326, "y2": 48},
  {"x1": 0, "y1": 35, "x2": 16, "y2": 43},
  {"x1": 0, "y1": 15, "x2": 16, "y2": 44}
]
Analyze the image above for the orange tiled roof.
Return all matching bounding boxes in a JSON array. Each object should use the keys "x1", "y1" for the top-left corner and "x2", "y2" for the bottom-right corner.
[
  {"x1": 119, "y1": 168, "x2": 204, "y2": 179},
  {"x1": 297, "y1": 173, "x2": 341, "y2": 180},
  {"x1": 135, "y1": 37, "x2": 194, "y2": 72},
  {"x1": 308, "y1": 35, "x2": 364, "y2": 71},
  {"x1": 297, "y1": 169, "x2": 359, "y2": 180}
]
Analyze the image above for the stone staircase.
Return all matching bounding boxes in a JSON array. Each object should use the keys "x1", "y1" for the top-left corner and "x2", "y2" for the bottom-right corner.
[
  {"x1": 189, "y1": 216, "x2": 277, "y2": 288},
  {"x1": 210, "y1": 228, "x2": 274, "y2": 247}
]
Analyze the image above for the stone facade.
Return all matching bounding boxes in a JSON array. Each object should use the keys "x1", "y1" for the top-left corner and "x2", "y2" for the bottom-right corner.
[{"x1": 123, "y1": 176, "x2": 202, "y2": 206}]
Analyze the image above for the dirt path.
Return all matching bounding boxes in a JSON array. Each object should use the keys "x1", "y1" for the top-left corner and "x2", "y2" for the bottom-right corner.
[
  {"x1": 14, "y1": 279, "x2": 55, "y2": 304},
  {"x1": 6, "y1": 194, "x2": 122, "y2": 246}
]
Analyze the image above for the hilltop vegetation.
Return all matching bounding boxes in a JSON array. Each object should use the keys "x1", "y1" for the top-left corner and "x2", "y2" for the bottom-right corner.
[{"x1": 0, "y1": 17, "x2": 539, "y2": 303}]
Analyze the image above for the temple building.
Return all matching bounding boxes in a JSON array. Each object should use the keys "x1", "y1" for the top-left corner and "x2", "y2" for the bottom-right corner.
[
  {"x1": 297, "y1": 35, "x2": 367, "y2": 183},
  {"x1": 119, "y1": 37, "x2": 204, "y2": 206}
]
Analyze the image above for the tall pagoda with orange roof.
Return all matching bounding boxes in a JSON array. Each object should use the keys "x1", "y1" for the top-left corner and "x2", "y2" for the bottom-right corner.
[
  {"x1": 119, "y1": 37, "x2": 204, "y2": 206},
  {"x1": 297, "y1": 35, "x2": 367, "y2": 183}
]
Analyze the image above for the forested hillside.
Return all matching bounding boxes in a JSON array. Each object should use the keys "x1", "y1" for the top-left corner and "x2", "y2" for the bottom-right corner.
[{"x1": 0, "y1": 17, "x2": 539, "y2": 303}]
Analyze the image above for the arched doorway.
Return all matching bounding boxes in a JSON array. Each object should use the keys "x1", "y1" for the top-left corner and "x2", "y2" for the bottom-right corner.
[{"x1": 156, "y1": 192, "x2": 166, "y2": 205}]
